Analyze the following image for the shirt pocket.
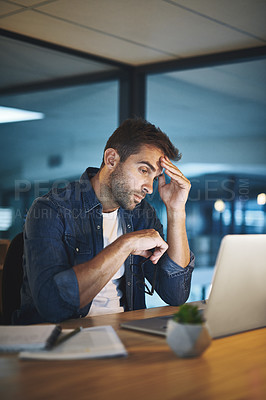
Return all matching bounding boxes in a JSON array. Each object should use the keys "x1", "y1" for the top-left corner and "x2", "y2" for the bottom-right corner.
[{"x1": 64, "y1": 234, "x2": 93, "y2": 266}]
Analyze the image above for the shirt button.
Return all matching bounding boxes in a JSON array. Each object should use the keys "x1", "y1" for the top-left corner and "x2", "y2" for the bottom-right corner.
[
  {"x1": 75, "y1": 247, "x2": 79, "y2": 252},
  {"x1": 96, "y1": 225, "x2": 101, "y2": 230},
  {"x1": 127, "y1": 224, "x2": 131, "y2": 229},
  {"x1": 127, "y1": 281, "x2": 131, "y2": 286}
]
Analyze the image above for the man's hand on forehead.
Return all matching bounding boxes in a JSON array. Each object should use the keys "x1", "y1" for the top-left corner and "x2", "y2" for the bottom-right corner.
[{"x1": 158, "y1": 155, "x2": 191, "y2": 211}]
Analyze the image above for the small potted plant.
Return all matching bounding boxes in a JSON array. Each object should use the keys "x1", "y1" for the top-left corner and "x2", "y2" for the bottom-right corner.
[{"x1": 166, "y1": 304, "x2": 211, "y2": 358}]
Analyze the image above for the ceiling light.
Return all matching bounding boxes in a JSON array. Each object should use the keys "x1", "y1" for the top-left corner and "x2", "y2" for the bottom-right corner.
[{"x1": 0, "y1": 106, "x2": 44, "y2": 123}]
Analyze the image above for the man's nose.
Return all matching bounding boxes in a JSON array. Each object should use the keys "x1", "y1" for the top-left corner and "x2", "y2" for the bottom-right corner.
[{"x1": 142, "y1": 179, "x2": 153, "y2": 195}]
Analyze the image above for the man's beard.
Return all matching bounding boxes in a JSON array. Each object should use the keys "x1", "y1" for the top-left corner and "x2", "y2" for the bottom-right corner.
[{"x1": 109, "y1": 164, "x2": 144, "y2": 210}]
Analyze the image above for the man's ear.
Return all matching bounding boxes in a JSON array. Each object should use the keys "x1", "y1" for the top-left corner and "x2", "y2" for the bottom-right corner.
[{"x1": 104, "y1": 148, "x2": 120, "y2": 170}]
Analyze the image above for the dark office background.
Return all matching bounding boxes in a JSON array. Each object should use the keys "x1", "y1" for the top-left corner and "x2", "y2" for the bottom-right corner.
[{"x1": 0, "y1": 1, "x2": 265, "y2": 304}]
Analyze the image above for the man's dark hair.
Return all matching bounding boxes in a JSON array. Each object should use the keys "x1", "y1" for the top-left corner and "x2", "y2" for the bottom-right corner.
[{"x1": 101, "y1": 118, "x2": 181, "y2": 166}]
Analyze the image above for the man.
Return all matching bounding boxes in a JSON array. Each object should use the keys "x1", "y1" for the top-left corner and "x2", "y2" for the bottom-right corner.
[{"x1": 13, "y1": 118, "x2": 194, "y2": 324}]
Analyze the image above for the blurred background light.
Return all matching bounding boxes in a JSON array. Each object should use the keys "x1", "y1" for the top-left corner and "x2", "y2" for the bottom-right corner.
[
  {"x1": 257, "y1": 193, "x2": 266, "y2": 206},
  {"x1": 0, "y1": 106, "x2": 44, "y2": 124},
  {"x1": 0, "y1": 208, "x2": 13, "y2": 231},
  {"x1": 214, "y1": 199, "x2": 226, "y2": 213}
]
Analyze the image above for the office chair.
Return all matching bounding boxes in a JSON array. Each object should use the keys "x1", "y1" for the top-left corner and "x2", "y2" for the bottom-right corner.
[{"x1": 2, "y1": 232, "x2": 24, "y2": 325}]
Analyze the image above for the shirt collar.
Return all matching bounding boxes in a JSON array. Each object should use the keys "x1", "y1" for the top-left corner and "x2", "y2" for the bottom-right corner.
[{"x1": 79, "y1": 167, "x2": 102, "y2": 212}]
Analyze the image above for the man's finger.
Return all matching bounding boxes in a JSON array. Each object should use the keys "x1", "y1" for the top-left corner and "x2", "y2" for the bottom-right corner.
[
  {"x1": 164, "y1": 168, "x2": 191, "y2": 186},
  {"x1": 160, "y1": 157, "x2": 190, "y2": 183},
  {"x1": 136, "y1": 250, "x2": 153, "y2": 259},
  {"x1": 158, "y1": 173, "x2": 166, "y2": 189}
]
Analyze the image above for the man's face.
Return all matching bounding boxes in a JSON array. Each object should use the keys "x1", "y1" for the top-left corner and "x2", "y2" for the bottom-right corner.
[{"x1": 109, "y1": 145, "x2": 164, "y2": 210}]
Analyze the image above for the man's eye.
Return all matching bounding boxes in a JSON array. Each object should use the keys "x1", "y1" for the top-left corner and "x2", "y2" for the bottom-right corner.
[{"x1": 140, "y1": 168, "x2": 148, "y2": 174}]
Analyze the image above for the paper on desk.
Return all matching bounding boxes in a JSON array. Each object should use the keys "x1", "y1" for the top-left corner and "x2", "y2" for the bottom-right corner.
[
  {"x1": 0, "y1": 325, "x2": 57, "y2": 352},
  {"x1": 19, "y1": 325, "x2": 127, "y2": 360}
]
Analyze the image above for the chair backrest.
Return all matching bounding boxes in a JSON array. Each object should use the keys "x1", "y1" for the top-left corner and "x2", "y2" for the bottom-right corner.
[
  {"x1": 0, "y1": 239, "x2": 10, "y2": 266},
  {"x1": 2, "y1": 232, "x2": 24, "y2": 325}
]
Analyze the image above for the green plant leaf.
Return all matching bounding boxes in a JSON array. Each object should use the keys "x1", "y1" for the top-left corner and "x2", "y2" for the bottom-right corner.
[{"x1": 173, "y1": 304, "x2": 204, "y2": 324}]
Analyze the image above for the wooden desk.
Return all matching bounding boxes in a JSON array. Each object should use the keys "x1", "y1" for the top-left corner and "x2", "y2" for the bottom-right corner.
[{"x1": 0, "y1": 306, "x2": 265, "y2": 400}]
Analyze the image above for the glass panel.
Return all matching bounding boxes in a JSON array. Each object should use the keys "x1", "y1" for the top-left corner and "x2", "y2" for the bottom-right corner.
[
  {"x1": 0, "y1": 80, "x2": 119, "y2": 238},
  {"x1": 146, "y1": 59, "x2": 266, "y2": 306}
]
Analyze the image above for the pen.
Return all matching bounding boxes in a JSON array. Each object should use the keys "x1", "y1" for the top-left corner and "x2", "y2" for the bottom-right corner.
[
  {"x1": 49, "y1": 327, "x2": 82, "y2": 349},
  {"x1": 44, "y1": 325, "x2": 62, "y2": 350}
]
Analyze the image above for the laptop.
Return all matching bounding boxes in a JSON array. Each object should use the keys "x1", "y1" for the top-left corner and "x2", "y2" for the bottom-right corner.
[{"x1": 120, "y1": 234, "x2": 266, "y2": 338}]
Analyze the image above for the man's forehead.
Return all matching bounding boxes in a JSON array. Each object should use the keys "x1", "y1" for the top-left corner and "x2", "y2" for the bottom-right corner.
[{"x1": 134, "y1": 146, "x2": 164, "y2": 174}]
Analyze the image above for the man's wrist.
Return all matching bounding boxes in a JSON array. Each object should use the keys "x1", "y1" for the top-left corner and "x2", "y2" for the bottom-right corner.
[
  {"x1": 166, "y1": 207, "x2": 186, "y2": 222},
  {"x1": 116, "y1": 232, "x2": 135, "y2": 255}
]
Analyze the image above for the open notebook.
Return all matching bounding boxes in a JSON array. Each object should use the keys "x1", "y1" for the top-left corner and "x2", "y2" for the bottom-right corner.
[
  {"x1": 19, "y1": 326, "x2": 127, "y2": 360},
  {"x1": 0, "y1": 325, "x2": 57, "y2": 352}
]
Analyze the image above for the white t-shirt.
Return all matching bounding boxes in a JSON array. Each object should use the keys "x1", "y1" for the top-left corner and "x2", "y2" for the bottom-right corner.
[{"x1": 88, "y1": 209, "x2": 125, "y2": 316}]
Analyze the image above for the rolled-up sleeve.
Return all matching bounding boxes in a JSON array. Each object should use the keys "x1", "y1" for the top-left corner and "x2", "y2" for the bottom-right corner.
[
  {"x1": 142, "y1": 244, "x2": 195, "y2": 307},
  {"x1": 155, "y1": 251, "x2": 195, "y2": 305},
  {"x1": 24, "y1": 198, "x2": 81, "y2": 322}
]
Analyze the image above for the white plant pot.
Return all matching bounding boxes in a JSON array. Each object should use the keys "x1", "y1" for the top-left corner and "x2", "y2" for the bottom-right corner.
[{"x1": 166, "y1": 319, "x2": 211, "y2": 358}]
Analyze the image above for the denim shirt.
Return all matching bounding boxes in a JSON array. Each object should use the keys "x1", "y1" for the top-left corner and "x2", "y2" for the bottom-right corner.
[{"x1": 13, "y1": 168, "x2": 194, "y2": 325}]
